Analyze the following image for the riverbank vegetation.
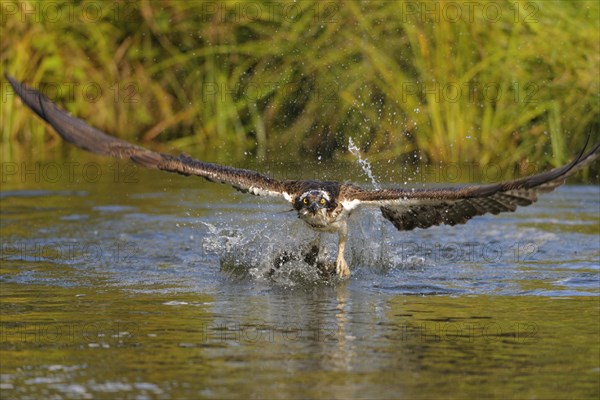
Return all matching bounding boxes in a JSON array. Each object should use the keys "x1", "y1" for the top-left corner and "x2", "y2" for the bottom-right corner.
[{"x1": 2, "y1": 1, "x2": 598, "y2": 179}]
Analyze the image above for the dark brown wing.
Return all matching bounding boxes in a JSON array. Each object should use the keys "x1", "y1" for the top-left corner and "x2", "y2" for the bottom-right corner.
[
  {"x1": 7, "y1": 75, "x2": 294, "y2": 200},
  {"x1": 342, "y1": 141, "x2": 599, "y2": 231}
]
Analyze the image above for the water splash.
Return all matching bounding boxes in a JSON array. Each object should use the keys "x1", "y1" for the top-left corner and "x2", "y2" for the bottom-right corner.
[{"x1": 348, "y1": 138, "x2": 381, "y2": 190}]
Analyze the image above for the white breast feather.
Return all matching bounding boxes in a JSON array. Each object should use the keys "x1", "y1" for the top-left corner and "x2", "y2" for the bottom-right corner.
[{"x1": 341, "y1": 199, "x2": 361, "y2": 211}]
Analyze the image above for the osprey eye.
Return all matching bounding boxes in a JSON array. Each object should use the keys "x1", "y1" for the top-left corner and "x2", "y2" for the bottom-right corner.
[
  {"x1": 320, "y1": 198, "x2": 326, "y2": 205},
  {"x1": 303, "y1": 198, "x2": 308, "y2": 205}
]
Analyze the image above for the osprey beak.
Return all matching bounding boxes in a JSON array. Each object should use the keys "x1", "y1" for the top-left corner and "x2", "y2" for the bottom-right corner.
[{"x1": 308, "y1": 202, "x2": 319, "y2": 213}]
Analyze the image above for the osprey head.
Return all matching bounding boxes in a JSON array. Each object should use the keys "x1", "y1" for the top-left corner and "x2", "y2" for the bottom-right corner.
[{"x1": 295, "y1": 190, "x2": 331, "y2": 215}]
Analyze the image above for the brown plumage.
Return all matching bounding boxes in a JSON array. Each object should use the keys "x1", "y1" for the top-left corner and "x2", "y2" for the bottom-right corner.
[{"x1": 7, "y1": 74, "x2": 600, "y2": 278}]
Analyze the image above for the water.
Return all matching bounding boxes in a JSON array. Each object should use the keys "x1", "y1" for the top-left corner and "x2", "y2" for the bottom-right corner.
[
  {"x1": 348, "y1": 137, "x2": 381, "y2": 190},
  {"x1": 1, "y1": 158, "x2": 599, "y2": 399}
]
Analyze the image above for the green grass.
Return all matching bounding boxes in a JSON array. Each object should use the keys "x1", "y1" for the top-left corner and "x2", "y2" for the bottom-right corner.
[{"x1": 1, "y1": 0, "x2": 599, "y2": 178}]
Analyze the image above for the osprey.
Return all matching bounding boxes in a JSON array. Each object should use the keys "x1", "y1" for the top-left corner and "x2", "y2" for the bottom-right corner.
[{"x1": 7, "y1": 75, "x2": 600, "y2": 278}]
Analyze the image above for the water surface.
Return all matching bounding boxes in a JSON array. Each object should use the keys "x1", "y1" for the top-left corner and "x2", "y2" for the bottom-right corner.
[{"x1": 1, "y1": 159, "x2": 599, "y2": 399}]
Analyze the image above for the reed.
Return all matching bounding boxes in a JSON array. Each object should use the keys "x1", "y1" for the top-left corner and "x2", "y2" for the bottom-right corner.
[{"x1": 1, "y1": 0, "x2": 598, "y2": 179}]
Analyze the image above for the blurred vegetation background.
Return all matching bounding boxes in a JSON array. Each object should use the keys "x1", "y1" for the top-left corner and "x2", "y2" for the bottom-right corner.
[{"x1": 1, "y1": 0, "x2": 599, "y2": 178}]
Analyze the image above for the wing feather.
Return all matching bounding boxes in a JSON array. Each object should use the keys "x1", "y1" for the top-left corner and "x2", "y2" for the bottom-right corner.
[
  {"x1": 342, "y1": 140, "x2": 599, "y2": 231},
  {"x1": 7, "y1": 75, "x2": 293, "y2": 200}
]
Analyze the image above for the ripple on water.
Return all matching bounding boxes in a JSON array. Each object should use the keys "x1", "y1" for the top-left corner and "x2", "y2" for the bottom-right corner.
[{"x1": 0, "y1": 186, "x2": 598, "y2": 296}]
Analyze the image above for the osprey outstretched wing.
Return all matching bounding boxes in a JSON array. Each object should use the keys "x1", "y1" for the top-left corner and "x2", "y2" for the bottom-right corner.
[
  {"x1": 338, "y1": 142, "x2": 599, "y2": 231},
  {"x1": 7, "y1": 74, "x2": 599, "y2": 278},
  {"x1": 6, "y1": 74, "x2": 294, "y2": 201}
]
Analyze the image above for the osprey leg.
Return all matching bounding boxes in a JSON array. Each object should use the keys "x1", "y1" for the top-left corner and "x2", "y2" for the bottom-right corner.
[{"x1": 335, "y1": 223, "x2": 350, "y2": 278}]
